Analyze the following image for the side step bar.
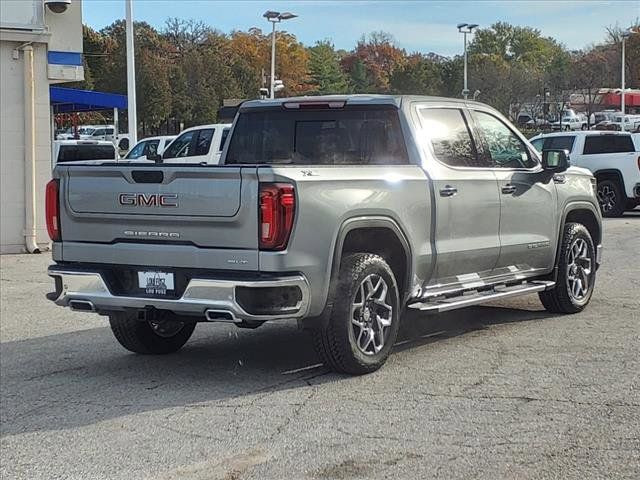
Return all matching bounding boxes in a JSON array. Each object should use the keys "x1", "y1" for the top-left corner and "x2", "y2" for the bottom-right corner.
[{"x1": 408, "y1": 280, "x2": 555, "y2": 313}]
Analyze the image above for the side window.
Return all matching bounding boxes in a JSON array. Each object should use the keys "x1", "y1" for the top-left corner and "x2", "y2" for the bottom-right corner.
[
  {"x1": 583, "y1": 135, "x2": 634, "y2": 154},
  {"x1": 471, "y1": 110, "x2": 536, "y2": 168},
  {"x1": 418, "y1": 107, "x2": 485, "y2": 168},
  {"x1": 162, "y1": 131, "x2": 196, "y2": 158},
  {"x1": 125, "y1": 141, "x2": 146, "y2": 159},
  {"x1": 530, "y1": 138, "x2": 544, "y2": 152},
  {"x1": 194, "y1": 129, "x2": 214, "y2": 156},
  {"x1": 92, "y1": 129, "x2": 105, "y2": 137},
  {"x1": 220, "y1": 128, "x2": 230, "y2": 151},
  {"x1": 144, "y1": 140, "x2": 160, "y2": 157},
  {"x1": 545, "y1": 136, "x2": 575, "y2": 152}
]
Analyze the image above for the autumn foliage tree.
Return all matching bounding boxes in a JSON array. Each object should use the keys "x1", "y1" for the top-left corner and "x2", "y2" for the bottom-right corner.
[{"x1": 75, "y1": 19, "x2": 638, "y2": 135}]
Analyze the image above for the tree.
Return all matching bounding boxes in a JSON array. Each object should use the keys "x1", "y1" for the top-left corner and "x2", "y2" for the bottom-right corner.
[
  {"x1": 348, "y1": 59, "x2": 373, "y2": 93},
  {"x1": 341, "y1": 31, "x2": 406, "y2": 92},
  {"x1": 308, "y1": 40, "x2": 349, "y2": 94},
  {"x1": 389, "y1": 54, "x2": 443, "y2": 95}
]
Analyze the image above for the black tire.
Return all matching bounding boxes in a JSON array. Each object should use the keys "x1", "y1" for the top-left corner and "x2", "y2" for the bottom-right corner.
[
  {"x1": 312, "y1": 253, "x2": 401, "y2": 375},
  {"x1": 539, "y1": 223, "x2": 596, "y2": 314},
  {"x1": 597, "y1": 179, "x2": 625, "y2": 217},
  {"x1": 109, "y1": 311, "x2": 196, "y2": 354}
]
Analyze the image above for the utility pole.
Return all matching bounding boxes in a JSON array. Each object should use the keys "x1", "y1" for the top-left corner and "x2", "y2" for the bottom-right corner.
[{"x1": 125, "y1": 0, "x2": 137, "y2": 145}]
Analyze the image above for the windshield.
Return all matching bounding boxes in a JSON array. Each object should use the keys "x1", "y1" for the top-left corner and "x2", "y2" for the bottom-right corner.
[{"x1": 226, "y1": 106, "x2": 409, "y2": 165}]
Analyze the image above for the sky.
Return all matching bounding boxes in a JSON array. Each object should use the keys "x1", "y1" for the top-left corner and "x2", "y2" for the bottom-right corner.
[{"x1": 83, "y1": 0, "x2": 640, "y2": 56}]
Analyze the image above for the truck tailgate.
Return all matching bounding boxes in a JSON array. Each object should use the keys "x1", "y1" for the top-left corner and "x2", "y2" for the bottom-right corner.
[{"x1": 56, "y1": 165, "x2": 260, "y2": 269}]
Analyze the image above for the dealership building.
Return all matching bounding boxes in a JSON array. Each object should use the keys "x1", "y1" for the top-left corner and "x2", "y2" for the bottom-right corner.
[{"x1": 0, "y1": 0, "x2": 84, "y2": 253}]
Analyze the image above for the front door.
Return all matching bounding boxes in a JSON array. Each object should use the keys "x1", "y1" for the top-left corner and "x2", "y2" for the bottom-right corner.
[
  {"x1": 416, "y1": 106, "x2": 501, "y2": 288},
  {"x1": 469, "y1": 109, "x2": 557, "y2": 274}
]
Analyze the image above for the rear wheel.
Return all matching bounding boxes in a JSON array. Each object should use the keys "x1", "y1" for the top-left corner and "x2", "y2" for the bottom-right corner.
[
  {"x1": 539, "y1": 222, "x2": 596, "y2": 313},
  {"x1": 312, "y1": 253, "x2": 400, "y2": 375},
  {"x1": 109, "y1": 311, "x2": 196, "y2": 354},
  {"x1": 597, "y1": 179, "x2": 625, "y2": 217}
]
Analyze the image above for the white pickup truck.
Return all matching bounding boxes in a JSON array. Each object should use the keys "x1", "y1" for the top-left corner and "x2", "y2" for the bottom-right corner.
[
  {"x1": 151, "y1": 123, "x2": 231, "y2": 164},
  {"x1": 531, "y1": 131, "x2": 640, "y2": 216}
]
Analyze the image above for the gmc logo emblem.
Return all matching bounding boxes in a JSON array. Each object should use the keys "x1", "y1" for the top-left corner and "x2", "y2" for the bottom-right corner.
[{"x1": 118, "y1": 193, "x2": 178, "y2": 207}]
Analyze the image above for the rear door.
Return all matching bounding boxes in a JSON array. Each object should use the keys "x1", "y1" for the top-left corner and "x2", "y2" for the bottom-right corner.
[
  {"x1": 415, "y1": 105, "x2": 501, "y2": 286},
  {"x1": 469, "y1": 109, "x2": 557, "y2": 273}
]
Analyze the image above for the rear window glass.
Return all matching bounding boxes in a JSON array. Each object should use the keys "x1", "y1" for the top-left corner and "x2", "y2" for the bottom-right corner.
[
  {"x1": 583, "y1": 135, "x2": 634, "y2": 154},
  {"x1": 225, "y1": 107, "x2": 409, "y2": 165},
  {"x1": 57, "y1": 145, "x2": 115, "y2": 162}
]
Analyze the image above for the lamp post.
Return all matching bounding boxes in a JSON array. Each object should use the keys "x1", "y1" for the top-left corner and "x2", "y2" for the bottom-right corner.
[
  {"x1": 263, "y1": 10, "x2": 297, "y2": 99},
  {"x1": 620, "y1": 29, "x2": 635, "y2": 115},
  {"x1": 457, "y1": 23, "x2": 478, "y2": 100},
  {"x1": 125, "y1": 0, "x2": 137, "y2": 145}
]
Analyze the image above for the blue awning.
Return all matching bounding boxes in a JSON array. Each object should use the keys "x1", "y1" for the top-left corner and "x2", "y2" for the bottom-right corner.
[{"x1": 50, "y1": 87, "x2": 127, "y2": 114}]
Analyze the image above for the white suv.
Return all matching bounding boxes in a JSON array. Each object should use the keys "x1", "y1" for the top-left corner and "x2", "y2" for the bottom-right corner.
[{"x1": 530, "y1": 131, "x2": 640, "y2": 216}]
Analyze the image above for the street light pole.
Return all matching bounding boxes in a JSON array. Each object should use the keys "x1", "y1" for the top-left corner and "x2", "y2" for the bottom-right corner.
[
  {"x1": 463, "y1": 30, "x2": 468, "y2": 99},
  {"x1": 263, "y1": 11, "x2": 297, "y2": 99},
  {"x1": 270, "y1": 20, "x2": 276, "y2": 100},
  {"x1": 457, "y1": 23, "x2": 479, "y2": 100},
  {"x1": 125, "y1": 0, "x2": 137, "y2": 145}
]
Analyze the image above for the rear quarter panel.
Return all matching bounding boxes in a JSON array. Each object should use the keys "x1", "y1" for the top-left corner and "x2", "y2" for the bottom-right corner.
[{"x1": 258, "y1": 165, "x2": 432, "y2": 316}]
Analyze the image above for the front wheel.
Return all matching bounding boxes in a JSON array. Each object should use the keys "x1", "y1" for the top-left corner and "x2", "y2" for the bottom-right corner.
[
  {"x1": 312, "y1": 253, "x2": 401, "y2": 375},
  {"x1": 109, "y1": 311, "x2": 196, "y2": 354},
  {"x1": 539, "y1": 222, "x2": 596, "y2": 313}
]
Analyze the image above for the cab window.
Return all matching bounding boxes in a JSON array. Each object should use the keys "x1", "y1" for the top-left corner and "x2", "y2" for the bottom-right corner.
[
  {"x1": 418, "y1": 107, "x2": 486, "y2": 168},
  {"x1": 471, "y1": 110, "x2": 537, "y2": 168},
  {"x1": 163, "y1": 131, "x2": 196, "y2": 158}
]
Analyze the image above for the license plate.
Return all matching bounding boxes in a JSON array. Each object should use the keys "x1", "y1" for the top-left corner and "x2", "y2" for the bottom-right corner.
[{"x1": 138, "y1": 271, "x2": 174, "y2": 295}]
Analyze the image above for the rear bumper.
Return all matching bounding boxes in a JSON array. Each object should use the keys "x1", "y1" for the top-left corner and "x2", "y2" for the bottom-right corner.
[{"x1": 47, "y1": 266, "x2": 311, "y2": 323}]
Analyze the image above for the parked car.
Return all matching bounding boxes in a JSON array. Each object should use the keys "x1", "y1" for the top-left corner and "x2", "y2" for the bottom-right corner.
[
  {"x1": 157, "y1": 124, "x2": 231, "y2": 164},
  {"x1": 46, "y1": 95, "x2": 603, "y2": 374},
  {"x1": 590, "y1": 110, "x2": 618, "y2": 128},
  {"x1": 124, "y1": 135, "x2": 176, "y2": 160},
  {"x1": 57, "y1": 125, "x2": 116, "y2": 141},
  {"x1": 551, "y1": 111, "x2": 587, "y2": 131},
  {"x1": 530, "y1": 131, "x2": 640, "y2": 216},
  {"x1": 52, "y1": 140, "x2": 117, "y2": 166}
]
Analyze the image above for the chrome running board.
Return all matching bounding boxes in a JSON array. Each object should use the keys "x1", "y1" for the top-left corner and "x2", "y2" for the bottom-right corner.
[{"x1": 408, "y1": 280, "x2": 555, "y2": 313}]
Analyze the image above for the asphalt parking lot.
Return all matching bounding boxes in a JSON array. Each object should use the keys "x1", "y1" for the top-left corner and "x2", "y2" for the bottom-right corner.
[{"x1": 1, "y1": 213, "x2": 639, "y2": 480}]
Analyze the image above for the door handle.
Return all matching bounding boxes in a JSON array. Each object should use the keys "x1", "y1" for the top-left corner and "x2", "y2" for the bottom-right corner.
[
  {"x1": 439, "y1": 185, "x2": 458, "y2": 197},
  {"x1": 501, "y1": 184, "x2": 517, "y2": 194}
]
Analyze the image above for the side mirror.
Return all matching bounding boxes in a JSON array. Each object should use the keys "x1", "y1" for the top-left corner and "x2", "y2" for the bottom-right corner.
[
  {"x1": 542, "y1": 149, "x2": 569, "y2": 172},
  {"x1": 146, "y1": 153, "x2": 162, "y2": 163}
]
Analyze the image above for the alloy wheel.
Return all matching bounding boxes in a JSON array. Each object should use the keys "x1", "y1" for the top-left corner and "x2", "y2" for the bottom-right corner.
[
  {"x1": 350, "y1": 274, "x2": 393, "y2": 355},
  {"x1": 566, "y1": 238, "x2": 592, "y2": 301},
  {"x1": 597, "y1": 184, "x2": 616, "y2": 213}
]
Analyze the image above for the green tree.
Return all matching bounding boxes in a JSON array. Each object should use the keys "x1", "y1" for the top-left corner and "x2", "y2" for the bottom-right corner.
[
  {"x1": 308, "y1": 40, "x2": 349, "y2": 94},
  {"x1": 349, "y1": 59, "x2": 372, "y2": 93},
  {"x1": 389, "y1": 54, "x2": 444, "y2": 95}
]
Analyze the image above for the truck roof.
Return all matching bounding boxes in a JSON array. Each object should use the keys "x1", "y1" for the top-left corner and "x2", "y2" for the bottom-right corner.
[
  {"x1": 532, "y1": 130, "x2": 633, "y2": 139},
  {"x1": 240, "y1": 94, "x2": 487, "y2": 110}
]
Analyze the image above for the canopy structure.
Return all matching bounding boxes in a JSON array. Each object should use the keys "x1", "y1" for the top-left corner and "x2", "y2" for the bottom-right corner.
[{"x1": 50, "y1": 87, "x2": 127, "y2": 114}]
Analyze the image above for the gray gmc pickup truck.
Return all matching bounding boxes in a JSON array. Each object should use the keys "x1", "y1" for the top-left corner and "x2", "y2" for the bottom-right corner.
[{"x1": 46, "y1": 95, "x2": 602, "y2": 374}]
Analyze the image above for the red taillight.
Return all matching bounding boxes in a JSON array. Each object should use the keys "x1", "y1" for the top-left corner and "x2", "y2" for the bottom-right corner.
[
  {"x1": 259, "y1": 183, "x2": 295, "y2": 250},
  {"x1": 45, "y1": 179, "x2": 60, "y2": 241}
]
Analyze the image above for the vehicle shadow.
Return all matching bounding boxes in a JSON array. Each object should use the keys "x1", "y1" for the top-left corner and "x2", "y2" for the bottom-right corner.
[{"x1": 1, "y1": 299, "x2": 555, "y2": 437}]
